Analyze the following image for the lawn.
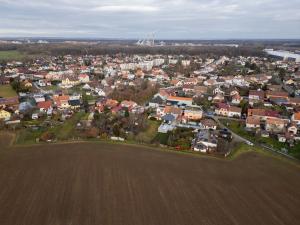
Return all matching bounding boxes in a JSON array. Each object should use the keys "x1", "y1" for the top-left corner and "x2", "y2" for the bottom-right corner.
[
  {"x1": 48, "y1": 112, "x2": 86, "y2": 140},
  {"x1": 15, "y1": 112, "x2": 87, "y2": 144},
  {"x1": 0, "y1": 85, "x2": 17, "y2": 98},
  {"x1": 227, "y1": 143, "x2": 256, "y2": 159},
  {"x1": 258, "y1": 136, "x2": 287, "y2": 149},
  {"x1": 44, "y1": 85, "x2": 61, "y2": 92},
  {"x1": 220, "y1": 119, "x2": 256, "y2": 142},
  {"x1": 220, "y1": 119, "x2": 296, "y2": 154},
  {"x1": 289, "y1": 143, "x2": 300, "y2": 160},
  {"x1": 153, "y1": 132, "x2": 170, "y2": 145},
  {"x1": 0, "y1": 50, "x2": 26, "y2": 61},
  {"x1": 134, "y1": 120, "x2": 160, "y2": 143},
  {"x1": 15, "y1": 128, "x2": 46, "y2": 145}
]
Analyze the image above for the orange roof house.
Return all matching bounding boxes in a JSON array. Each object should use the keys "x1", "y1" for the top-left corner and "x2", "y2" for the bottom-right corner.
[
  {"x1": 121, "y1": 100, "x2": 137, "y2": 110},
  {"x1": 292, "y1": 112, "x2": 300, "y2": 123},
  {"x1": 265, "y1": 117, "x2": 285, "y2": 132},
  {"x1": 37, "y1": 101, "x2": 52, "y2": 110},
  {"x1": 246, "y1": 116, "x2": 261, "y2": 128},
  {"x1": 266, "y1": 91, "x2": 289, "y2": 100},
  {"x1": 105, "y1": 99, "x2": 119, "y2": 109},
  {"x1": 167, "y1": 96, "x2": 193, "y2": 106},
  {"x1": 163, "y1": 106, "x2": 182, "y2": 116},
  {"x1": 53, "y1": 95, "x2": 70, "y2": 109}
]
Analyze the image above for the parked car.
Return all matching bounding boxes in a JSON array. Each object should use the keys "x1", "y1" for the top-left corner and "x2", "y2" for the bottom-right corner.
[
  {"x1": 246, "y1": 141, "x2": 254, "y2": 146},
  {"x1": 32, "y1": 113, "x2": 39, "y2": 120}
]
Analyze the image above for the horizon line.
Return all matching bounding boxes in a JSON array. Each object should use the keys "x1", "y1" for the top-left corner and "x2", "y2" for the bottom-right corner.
[{"x1": 1, "y1": 37, "x2": 300, "y2": 41}]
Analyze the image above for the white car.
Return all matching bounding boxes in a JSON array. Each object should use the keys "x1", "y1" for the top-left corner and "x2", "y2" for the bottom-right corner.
[
  {"x1": 246, "y1": 141, "x2": 254, "y2": 146},
  {"x1": 32, "y1": 113, "x2": 39, "y2": 120}
]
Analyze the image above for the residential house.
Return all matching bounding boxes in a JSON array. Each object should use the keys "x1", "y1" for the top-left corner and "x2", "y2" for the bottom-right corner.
[
  {"x1": 111, "y1": 105, "x2": 123, "y2": 114},
  {"x1": 292, "y1": 112, "x2": 300, "y2": 124},
  {"x1": 248, "y1": 108, "x2": 279, "y2": 121},
  {"x1": 162, "y1": 105, "x2": 182, "y2": 118},
  {"x1": 0, "y1": 76, "x2": 10, "y2": 85},
  {"x1": 54, "y1": 95, "x2": 70, "y2": 110},
  {"x1": 149, "y1": 95, "x2": 164, "y2": 108},
  {"x1": 231, "y1": 94, "x2": 242, "y2": 105},
  {"x1": 170, "y1": 79, "x2": 182, "y2": 87},
  {"x1": 200, "y1": 119, "x2": 217, "y2": 130},
  {"x1": 131, "y1": 106, "x2": 145, "y2": 114},
  {"x1": 184, "y1": 78, "x2": 198, "y2": 85},
  {"x1": 105, "y1": 99, "x2": 119, "y2": 109},
  {"x1": 95, "y1": 88, "x2": 106, "y2": 97},
  {"x1": 265, "y1": 118, "x2": 285, "y2": 133},
  {"x1": 193, "y1": 130, "x2": 218, "y2": 153},
  {"x1": 0, "y1": 109, "x2": 11, "y2": 120},
  {"x1": 183, "y1": 107, "x2": 203, "y2": 121},
  {"x1": 162, "y1": 114, "x2": 176, "y2": 124},
  {"x1": 213, "y1": 87, "x2": 225, "y2": 95},
  {"x1": 78, "y1": 74, "x2": 90, "y2": 83},
  {"x1": 158, "y1": 123, "x2": 176, "y2": 133},
  {"x1": 246, "y1": 116, "x2": 261, "y2": 129},
  {"x1": 212, "y1": 93, "x2": 225, "y2": 103},
  {"x1": 215, "y1": 103, "x2": 229, "y2": 117},
  {"x1": 288, "y1": 123, "x2": 298, "y2": 135},
  {"x1": 69, "y1": 99, "x2": 81, "y2": 110},
  {"x1": 23, "y1": 80, "x2": 32, "y2": 88},
  {"x1": 0, "y1": 97, "x2": 19, "y2": 110},
  {"x1": 120, "y1": 100, "x2": 137, "y2": 111},
  {"x1": 37, "y1": 101, "x2": 52, "y2": 112},
  {"x1": 167, "y1": 96, "x2": 193, "y2": 106},
  {"x1": 154, "y1": 88, "x2": 174, "y2": 100},
  {"x1": 34, "y1": 95, "x2": 46, "y2": 103},
  {"x1": 266, "y1": 91, "x2": 289, "y2": 100},
  {"x1": 229, "y1": 89, "x2": 240, "y2": 97},
  {"x1": 61, "y1": 75, "x2": 80, "y2": 87},
  {"x1": 215, "y1": 103, "x2": 241, "y2": 118},
  {"x1": 289, "y1": 98, "x2": 300, "y2": 106},
  {"x1": 267, "y1": 85, "x2": 282, "y2": 92},
  {"x1": 228, "y1": 106, "x2": 242, "y2": 118},
  {"x1": 194, "y1": 86, "x2": 208, "y2": 96},
  {"x1": 249, "y1": 90, "x2": 265, "y2": 105},
  {"x1": 204, "y1": 79, "x2": 218, "y2": 86},
  {"x1": 182, "y1": 85, "x2": 195, "y2": 94}
]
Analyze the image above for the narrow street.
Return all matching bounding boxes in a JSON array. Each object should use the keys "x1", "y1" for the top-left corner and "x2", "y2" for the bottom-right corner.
[{"x1": 208, "y1": 115, "x2": 298, "y2": 161}]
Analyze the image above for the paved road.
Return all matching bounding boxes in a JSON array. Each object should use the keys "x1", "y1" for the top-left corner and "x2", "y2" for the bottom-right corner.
[
  {"x1": 208, "y1": 115, "x2": 298, "y2": 161},
  {"x1": 211, "y1": 116, "x2": 250, "y2": 144}
]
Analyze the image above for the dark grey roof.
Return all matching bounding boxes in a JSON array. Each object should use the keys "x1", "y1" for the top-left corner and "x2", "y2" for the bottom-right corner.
[
  {"x1": 162, "y1": 113, "x2": 175, "y2": 122},
  {"x1": 69, "y1": 99, "x2": 81, "y2": 106},
  {"x1": 150, "y1": 96, "x2": 164, "y2": 104}
]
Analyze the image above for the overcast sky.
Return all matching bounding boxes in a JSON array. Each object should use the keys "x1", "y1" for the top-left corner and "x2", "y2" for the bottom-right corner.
[{"x1": 0, "y1": 0, "x2": 299, "y2": 39}]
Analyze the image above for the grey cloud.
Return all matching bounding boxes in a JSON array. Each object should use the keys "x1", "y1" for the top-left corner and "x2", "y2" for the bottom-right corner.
[{"x1": 0, "y1": 0, "x2": 299, "y2": 39}]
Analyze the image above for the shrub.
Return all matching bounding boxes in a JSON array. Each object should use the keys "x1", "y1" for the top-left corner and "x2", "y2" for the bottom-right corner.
[
  {"x1": 85, "y1": 127, "x2": 99, "y2": 138},
  {"x1": 40, "y1": 131, "x2": 55, "y2": 142}
]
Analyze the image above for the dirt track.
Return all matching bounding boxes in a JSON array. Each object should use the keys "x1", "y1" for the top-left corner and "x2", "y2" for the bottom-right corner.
[{"x1": 0, "y1": 142, "x2": 299, "y2": 225}]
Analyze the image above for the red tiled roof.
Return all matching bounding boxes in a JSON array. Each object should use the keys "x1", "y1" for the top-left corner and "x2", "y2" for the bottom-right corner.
[
  {"x1": 37, "y1": 101, "x2": 52, "y2": 109},
  {"x1": 249, "y1": 90, "x2": 265, "y2": 99},
  {"x1": 294, "y1": 112, "x2": 300, "y2": 121},
  {"x1": 229, "y1": 106, "x2": 242, "y2": 113},
  {"x1": 246, "y1": 116, "x2": 260, "y2": 125},
  {"x1": 167, "y1": 96, "x2": 193, "y2": 101},
  {"x1": 217, "y1": 103, "x2": 229, "y2": 110}
]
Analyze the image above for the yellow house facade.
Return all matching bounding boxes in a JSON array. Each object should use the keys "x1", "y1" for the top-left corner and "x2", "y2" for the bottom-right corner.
[{"x1": 0, "y1": 110, "x2": 11, "y2": 120}]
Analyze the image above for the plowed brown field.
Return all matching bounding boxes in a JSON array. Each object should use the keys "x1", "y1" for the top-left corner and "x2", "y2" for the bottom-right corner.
[{"x1": 0, "y1": 142, "x2": 299, "y2": 225}]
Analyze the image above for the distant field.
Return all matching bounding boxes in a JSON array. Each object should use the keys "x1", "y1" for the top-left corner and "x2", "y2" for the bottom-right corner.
[
  {"x1": 0, "y1": 50, "x2": 25, "y2": 61},
  {"x1": 0, "y1": 142, "x2": 299, "y2": 225},
  {"x1": 0, "y1": 85, "x2": 17, "y2": 98}
]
